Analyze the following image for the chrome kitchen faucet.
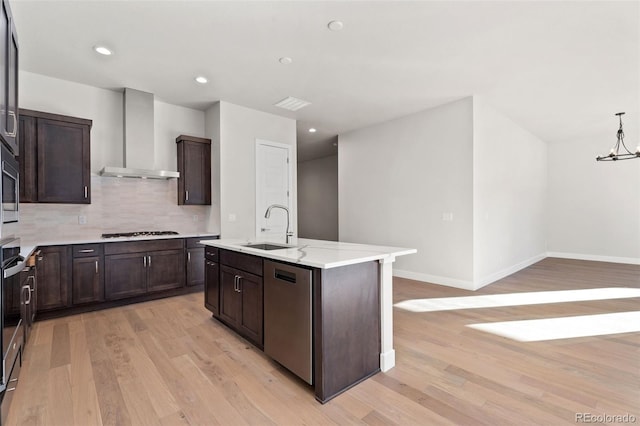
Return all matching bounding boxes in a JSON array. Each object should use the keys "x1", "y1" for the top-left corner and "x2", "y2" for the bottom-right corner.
[{"x1": 264, "y1": 204, "x2": 293, "y2": 244}]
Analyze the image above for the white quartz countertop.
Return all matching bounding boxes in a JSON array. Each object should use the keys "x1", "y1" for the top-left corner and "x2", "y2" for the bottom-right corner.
[
  {"x1": 17, "y1": 233, "x2": 219, "y2": 264},
  {"x1": 199, "y1": 238, "x2": 416, "y2": 269}
]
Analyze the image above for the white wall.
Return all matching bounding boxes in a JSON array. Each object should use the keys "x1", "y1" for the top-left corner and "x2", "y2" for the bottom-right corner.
[
  {"x1": 298, "y1": 154, "x2": 338, "y2": 241},
  {"x1": 547, "y1": 124, "x2": 640, "y2": 264},
  {"x1": 206, "y1": 101, "x2": 296, "y2": 240},
  {"x1": 204, "y1": 102, "x2": 221, "y2": 236},
  {"x1": 20, "y1": 71, "x2": 123, "y2": 173},
  {"x1": 154, "y1": 99, "x2": 205, "y2": 171},
  {"x1": 473, "y1": 98, "x2": 548, "y2": 287},
  {"x1": 339, "y1": 98, "x2": 475, "y2": 286},
  {"x1": 20, "y1": 71, "x2": 205, "y2": 174}
]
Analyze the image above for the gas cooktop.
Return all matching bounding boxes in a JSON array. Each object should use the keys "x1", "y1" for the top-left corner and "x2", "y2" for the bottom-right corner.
[{"x1": 101, "y1": 231, "x2": 179, "y2": 239}]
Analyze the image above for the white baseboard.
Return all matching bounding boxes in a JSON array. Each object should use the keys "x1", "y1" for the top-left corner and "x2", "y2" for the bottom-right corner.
[
  {"x1": 380, "y1": 350, "x2": 395, "y2": 372},
  {"x1": 393, "y1": 269, "x2": 475, "y2": 290},
  {"x1": 547, "y1": 252, "x2": 640, "y2": 265},
  {"x1": 394, "y1": 251, "x2": 638, "y2": 291},
  {"x1": 473, "y1": 252, "x2": 547, "y2": 290}
]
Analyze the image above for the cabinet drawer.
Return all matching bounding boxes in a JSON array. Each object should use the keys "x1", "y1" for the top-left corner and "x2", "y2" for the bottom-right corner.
[
  {"x1": 205, "y1": 247, "x2": 218, "y2": 262},
  {"x1": 220, "y1": 249, "x2": 262, "y2": 276},
  {"x1": 104, "y1": 239, "x2": 184, "y2": 255},
  {"x1": 72, "y1": 243, "x2": 103, "y2": 258}
]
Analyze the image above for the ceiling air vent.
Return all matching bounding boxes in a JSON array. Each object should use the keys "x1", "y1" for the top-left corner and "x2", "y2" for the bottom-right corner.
[{"x1": 274, "y1": 96, "x2": 311, "y2": 111}]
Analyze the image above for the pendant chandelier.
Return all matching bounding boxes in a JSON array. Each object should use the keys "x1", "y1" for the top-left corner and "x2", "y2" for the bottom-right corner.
[{"x1": 596, "y1": 112, "x2": 640, "y2": 161}]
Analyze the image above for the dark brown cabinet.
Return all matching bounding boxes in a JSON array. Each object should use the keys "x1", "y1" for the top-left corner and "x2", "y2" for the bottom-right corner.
[
  {"x1": 204, "y1": 247, "x2": 219, "y2": 316},
  {"x1": 18, "y1": 109, "x2": 92, "y2": 204},
  {"x1": 36, "y1": 245, "x2": 72, "y2": 311},
  {"x1": 176, "y1": 135, "x2": 211, "y2": 205},
  {"x1": 72, "y1": 244, "x2": 104, "y2": 305},
  {"x1": 0, "y1": 0, "x2": 18, "y2": 154},
  {"x1": 217, "y1": 250, "x2": 263, "y2": 347},
  {"x1": 186, "y1": 238, "x2": 205, "y2": 287},
  {"x1": 104, "y1": 239, "x2": 185, "y2": 301}
]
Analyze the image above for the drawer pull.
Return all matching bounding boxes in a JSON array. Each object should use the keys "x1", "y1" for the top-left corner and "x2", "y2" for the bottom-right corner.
[
  {"x1": 78, "y1": 249, "x2": 95, "y2": 253},
  {"x1": 6, "y1": 387, "x2": 16, "y2": 392}
]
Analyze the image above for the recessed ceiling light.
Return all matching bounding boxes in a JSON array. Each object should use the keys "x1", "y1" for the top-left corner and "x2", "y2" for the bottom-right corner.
[
  {"x1": 309, "y1": 128, "x2": 316, "y2": 133},
  {"x1": 328, "y1": 20, "x2": 344, "y2": 31},
  {"x1": 274, "y1": 96, "x2": 311, "y2": 111},
  {"x1": 93, "y1": 45, "x2": 113, "y2": 56},
  {"x1": 195, "y1": 76, "x2": 208, "y2": 84},
  {"x1": 279, "y1": 57, "x2": 292, "y2": 65}
]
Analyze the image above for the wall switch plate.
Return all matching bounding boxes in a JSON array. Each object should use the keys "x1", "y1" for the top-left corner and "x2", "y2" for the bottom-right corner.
[
  {"x1": 228, "y1": 213, "x2": 237, "y2": 222},
  {"x1": 78, "y1": 215, "x2": 87, "y2": 225},
  {"x1": 442, "y1": 212, "x2": 454, "y2": 222},
  {"x1": 192, "y1": 215, "x2": 199, "y2": 222}
]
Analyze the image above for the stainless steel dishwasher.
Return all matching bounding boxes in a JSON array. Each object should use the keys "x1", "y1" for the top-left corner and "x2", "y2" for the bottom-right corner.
[{"x1": 264, "y1": 260, "x2": 313, "y2": 384}]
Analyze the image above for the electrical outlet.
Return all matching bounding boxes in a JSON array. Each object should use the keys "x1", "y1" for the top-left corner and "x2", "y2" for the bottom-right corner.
[
  {"x1": 442, "y1": 212, "x2": 454, "y2": 222},
  {"x1": 192, "y1": 215, "x2": 199, "y2": 222},
  {"x1": 78, "y1": 215, "x2": 87, "y2": 225},
  {"x1": 228, "y1": 213, "x2": 237, "y2": 222}
]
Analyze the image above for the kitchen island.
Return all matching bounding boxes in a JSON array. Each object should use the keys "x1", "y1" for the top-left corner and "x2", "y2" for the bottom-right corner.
[{"x1": 200, "y1": 238, "x2": 415, "y2": 402}]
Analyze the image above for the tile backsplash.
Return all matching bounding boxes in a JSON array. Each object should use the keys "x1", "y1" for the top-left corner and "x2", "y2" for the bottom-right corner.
[{"x1": 17, "y1": 176, "x2": 212, "y2": 245}]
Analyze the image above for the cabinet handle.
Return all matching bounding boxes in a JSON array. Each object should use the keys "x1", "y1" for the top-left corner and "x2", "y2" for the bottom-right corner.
[
  {"x1": 95, "y1": 260, "x2": 99, "y2": 274},
  {"x1": 237, "y1": 276, "x2": 242, "y2": 293},
  {"x1": 185, "y1": 190, "x2": 189, "y2": 202},
  {"x1": 78, "y1": 249, "x2": 94, "y2": 253},
  {"x1": 187, "y1": 251, "x2": 191, "y2": 263},
  {"x1": 22, "y1": 284, "x2": 31, "y2": 305},
  {"x1": 143, "y1": 256, "x2": 147, "y2": 268},
  {"x1": 6, "y1": 387, "x2": 16, "y2": 392},
  {"x1": 84, "y1": 186, "x2": 88, "y2": 198},
  {"x1": 148, "y1": 255, "x2": 151, "y2": 267},
  {"x1": 6, "y1": 111, "x2": 16, "y2": 137},
  {"x1": 233, "y1": 275, "x2": 237, "y2": 291}
]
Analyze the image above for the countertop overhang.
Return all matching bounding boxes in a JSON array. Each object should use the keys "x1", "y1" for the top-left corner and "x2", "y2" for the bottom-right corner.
[{"x1": 199, "y1": 238, "x2": 416, "y2": 269}]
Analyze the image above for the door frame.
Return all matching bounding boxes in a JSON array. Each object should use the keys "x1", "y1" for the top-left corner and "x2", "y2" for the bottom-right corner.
[{"x1": 255, "y1": 139, "x2": 293, "y2": 240}]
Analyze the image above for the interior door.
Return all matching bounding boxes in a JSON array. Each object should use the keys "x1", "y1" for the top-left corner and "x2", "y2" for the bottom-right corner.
[{"x1": 256, "y1": 140, "x2": 292, "y2": 243}]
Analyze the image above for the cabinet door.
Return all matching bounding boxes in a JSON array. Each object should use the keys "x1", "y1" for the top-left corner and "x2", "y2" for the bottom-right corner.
[
  {"x1": 237, "y1": 271, "x2": 263, "y2": 346},
  {"x1": 104, "y1": 253, "x2": 146, "y2": 300},
  {"x1": 147, "y1": 249, "x2": 185, "y2": 292},
  {"x1": 204, "y1": 260, "x2": 219, "y2": 316},
  {"x1": 0, "y1": 0, "x2": 9, "y2": 149},
  {"x1": 37, "y1": 118, "x2": 90, "y2": 203},
  {"x1": 219, "y1": 265, "x2": 241, "y2": 326},
  {"x1": 177, "y1": 138, "x2": 211, "y2": 205},
  {"x1": 72, "y1": 256, "x2": 104, "y2": 304},
  {"x1": 186, "y1": 247, "x2": 205, "y2": 287},
  {"x1": 18, "y1": 114, "x2": 36, "y2": 202},
  {"x1": 36, "y1": 246, "x2": 71, "y2": 311}
]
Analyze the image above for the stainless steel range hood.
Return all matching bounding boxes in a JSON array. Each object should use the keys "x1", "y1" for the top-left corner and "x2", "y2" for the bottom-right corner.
[{"x1": 99, "y1": 88, "x2": 180, "y2": 179}]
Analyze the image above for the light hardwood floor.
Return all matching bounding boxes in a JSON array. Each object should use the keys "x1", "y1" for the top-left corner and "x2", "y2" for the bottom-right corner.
[{"x1": 6, "y1": 257, "x2": 640, "y2": 425}]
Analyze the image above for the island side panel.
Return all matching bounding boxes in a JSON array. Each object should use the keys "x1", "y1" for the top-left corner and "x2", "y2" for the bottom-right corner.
[{"x1": 313, "y1": 261, "x2": 381, "y2": 403}]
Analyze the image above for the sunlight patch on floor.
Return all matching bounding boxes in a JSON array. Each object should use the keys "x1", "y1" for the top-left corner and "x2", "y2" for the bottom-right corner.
[
  {"x1": 394, "y1": 287, "x2": 640, "y2": 312},
  {"x1": 467, "y1": 311, "x2": 640, "y2": 342}
]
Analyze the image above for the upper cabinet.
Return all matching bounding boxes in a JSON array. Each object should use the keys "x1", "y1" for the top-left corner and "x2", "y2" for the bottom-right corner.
[
  {"x1": 0, "y1": 0, "x2": 19, "y2": 154},
  {"x1": 19, "y1": 109, "x2": 92, "y2": 204},
  {"x1": 176, "y1": 135, "x2": 211, "y2": 205}
]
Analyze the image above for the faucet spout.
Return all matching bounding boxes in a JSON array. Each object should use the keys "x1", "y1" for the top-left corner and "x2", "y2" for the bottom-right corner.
[{"x1": 264, "y1": 204, "x2": 293, "y2": 244}]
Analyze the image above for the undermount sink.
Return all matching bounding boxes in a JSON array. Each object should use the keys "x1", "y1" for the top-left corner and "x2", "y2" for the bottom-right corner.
[{"x1": 243, "y1": 243, "x2": 294, "y2": 251}]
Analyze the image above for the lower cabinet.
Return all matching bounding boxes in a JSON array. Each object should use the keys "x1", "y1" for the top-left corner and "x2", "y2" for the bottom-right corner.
[
  {"x1": 33, "y1": 236, "x2": 217, "y2": 319},
  {"x1": 104, "y1": 253, "x2": 147, "y2": 300},
  {"x1": 36, "y1": 245, "x2": 72, "y2": 311},
  {"x1": 104, "y1": 239, "x2": 185, "y2": 301},
  {"x1": 215, "y1": 250, "x2": 263, "y2": 347},
  {"x1": 72, "y1": 244, "x2": 104, "y2": 304}
]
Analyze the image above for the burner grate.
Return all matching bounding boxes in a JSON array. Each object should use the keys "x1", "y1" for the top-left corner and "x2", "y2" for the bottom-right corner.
[{"x1": 101, "y1": 231, "x2": 179, "y2": 239}]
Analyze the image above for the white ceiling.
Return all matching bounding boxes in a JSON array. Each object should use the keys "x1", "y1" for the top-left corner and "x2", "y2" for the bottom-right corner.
[{"x1": 11, "y1": 1, "x2": 639, "y2": 161}]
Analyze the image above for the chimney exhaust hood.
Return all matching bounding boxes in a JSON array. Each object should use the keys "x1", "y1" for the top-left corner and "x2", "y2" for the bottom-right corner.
[{"x1": 99, "y1": 88, "x2": 180, "y2": 179}]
